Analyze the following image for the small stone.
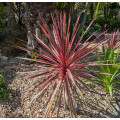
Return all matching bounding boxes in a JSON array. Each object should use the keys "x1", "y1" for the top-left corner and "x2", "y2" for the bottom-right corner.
[{"x1": 39, "y1": 109, "x2": 42, "y2": 112}]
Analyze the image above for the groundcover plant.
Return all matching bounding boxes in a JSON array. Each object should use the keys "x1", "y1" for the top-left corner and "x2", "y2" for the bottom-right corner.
[
  {"x1": 9, "y1": 11, "x2": 109, "y2": 117},
  {"x1": 0, "y1": 72, "x2": 8, "y2": 101}
]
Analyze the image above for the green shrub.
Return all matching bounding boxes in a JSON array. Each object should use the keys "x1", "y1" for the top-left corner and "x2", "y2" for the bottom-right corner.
[
  {"x1": 96, "y1": 8, "x2": 120, "y2": 29},
  {"x1": 54, "y1": 2, "x2": 67, "y2": 11},
  {"x1": 30, "y1": 53, "x2": 36, "y2": 59},
  {"x1": 0, "y1": 3, "x2": 7, "y2": 28},
  {"x1": 0, "y1": 72, "x2": 8, "y2": 101},
  {"x1": 76, "y1": 12, "x2": 102, "y2": 39}
]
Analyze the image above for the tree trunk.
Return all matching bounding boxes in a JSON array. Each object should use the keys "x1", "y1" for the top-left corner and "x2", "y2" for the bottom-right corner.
[
  {"x1": 66, "y1": 3, "x2": 75, "y2": 37},
  {"x1": 77, "y1": 2, "x2": 90, "y2": 39},
  {"x1": 16, "y1": 2, "x2": 22, "y2": 29},
  {"x1": 7, "y1": 2, "x2": 15, "y2": 28},
  {"x1": 73, "y1": 2, "x2": 90, "y2": 46}
]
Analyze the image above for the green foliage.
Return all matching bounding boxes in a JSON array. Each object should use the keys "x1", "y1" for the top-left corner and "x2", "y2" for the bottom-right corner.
[
  {"x1": 29, "y1": 49, "x2": 38, "y2": 61},
  {"x1": 54, "y1": 2, "x2": 67, "y2": 11},
  {"x1": 95, "y1": 6, "x2": 120, "y2": 29},
  {"x1": 74, "y1": 2, "x2": 86, "y2": 11},
  {"x1": 92, "y1": 46, "x2": 120, "y2": 99},
  {"x1": 30, "y1": 53, "x2": 36, "y2": 59},
  {"x1": 89, "y1": 2, "x2": 120, "y2": 29},
  {"x1": 0, "y1": 72, "x2": 8, "y2": 101},
  {"x1": 73, "y1": 10, "x2": 102, "y2": 39},
  {"x1": 76, "y1": 12, "x2": 102, "y2": 38},
  {"x1": 93, "y1": 2, "x2": 100, "y2": 18},
  {"x1": 0, "y1": 3, "x2": 7, "y2": 28},
  {"x1": 93, "y1": 2, "x2": 109, "y2": 18}
]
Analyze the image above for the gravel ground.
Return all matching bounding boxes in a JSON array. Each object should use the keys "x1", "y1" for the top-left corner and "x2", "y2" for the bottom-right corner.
[{"x1": 0, "y1": 55, "x2": 120, "y2": 118}]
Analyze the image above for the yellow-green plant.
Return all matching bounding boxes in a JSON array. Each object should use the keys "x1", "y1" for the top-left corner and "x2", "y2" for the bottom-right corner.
[{"x1": 30, "y1": 53, "x2": 36, "y2": 59}]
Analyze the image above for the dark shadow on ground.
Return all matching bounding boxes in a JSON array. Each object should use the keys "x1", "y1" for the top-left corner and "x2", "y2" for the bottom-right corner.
[
  {"x1": 4, "y1": 89, "x2": 24, "y2": 118},
  {"x1": 109, "y1": 92, "x2": 120, "y2": 118}
]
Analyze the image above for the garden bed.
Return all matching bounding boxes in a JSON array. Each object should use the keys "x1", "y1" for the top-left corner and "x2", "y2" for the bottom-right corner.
[{"x1": 0, "y1": 55, "x2": 120, "y2": 118}]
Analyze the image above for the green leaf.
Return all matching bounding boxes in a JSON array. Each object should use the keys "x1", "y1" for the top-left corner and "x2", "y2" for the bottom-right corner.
[{"x1": 109, "y1": 86, "x2": 113, "y2": 99}]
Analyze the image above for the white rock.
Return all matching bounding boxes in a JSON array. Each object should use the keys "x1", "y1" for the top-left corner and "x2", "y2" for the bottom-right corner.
[{"x1": 0, "y1": 53, "x2": 8, "y2": 66}]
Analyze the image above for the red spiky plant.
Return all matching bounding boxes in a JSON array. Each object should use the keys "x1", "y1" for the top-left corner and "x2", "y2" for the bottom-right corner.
[
  {"x1": 105, "y1": 29, "x2": 120, "y2": 50},
  {"x1": 9, "y1": 11, "x2": 108, "y2": 117}
]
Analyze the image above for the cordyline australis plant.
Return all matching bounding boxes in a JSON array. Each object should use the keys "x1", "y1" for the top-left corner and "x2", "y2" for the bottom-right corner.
[
  {"x1": 92, "y1": 30, "x2": 120, "y2": 99},
  {"x1": 9, "y1": 11, "x2": 108, "y2": 117}
]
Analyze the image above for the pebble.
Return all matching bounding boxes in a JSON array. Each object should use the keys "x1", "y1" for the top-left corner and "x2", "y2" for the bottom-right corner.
[{"x1": 39, "y1": 109, "x2": 42, "y2": 112}]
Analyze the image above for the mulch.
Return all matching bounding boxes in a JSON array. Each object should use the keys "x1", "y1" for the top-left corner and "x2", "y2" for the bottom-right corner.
[{"x1": 0, "y1": 54, "x2": 120, "y2": 118}]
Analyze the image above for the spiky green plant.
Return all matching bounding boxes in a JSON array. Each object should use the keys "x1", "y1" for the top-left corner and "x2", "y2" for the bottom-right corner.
[
  {"x1": 91, "y1": 30, "x2": 120, "y2": 99},
  {"x1": 9, "y1": 11, "x2": 108, "y2": 117}
]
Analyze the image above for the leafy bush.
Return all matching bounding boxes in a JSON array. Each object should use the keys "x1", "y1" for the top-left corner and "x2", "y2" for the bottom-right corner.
[
  {"x1": 91, "y1": 30, "x2": 120, "y2": 99},
  {"x1": 73, "y1": 12, "x2": 102, "y2": 39},
  {"x1": 0, "y1": 3, "x2": 7, "y2": 28},
  {"x1": 30, "y1": 53, "x2": 36, "y2": 59},
  {"x1": 9, "y1": 11, "x2": 107, "y2": 117},
  {"x1": 54, "y1": 2, "x2": 67, "y2": 11},
  {"x1": 96, "y1": 8, "x2": 120, "y2": 29},
  {"x1": 0, "y1": 72, "x2": 8, "y2": 101}
]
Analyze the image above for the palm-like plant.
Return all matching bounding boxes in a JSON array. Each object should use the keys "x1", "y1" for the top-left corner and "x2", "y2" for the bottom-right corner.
[{"x1": 9, "y1": 11, "x2": 108, "y2": 117}]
